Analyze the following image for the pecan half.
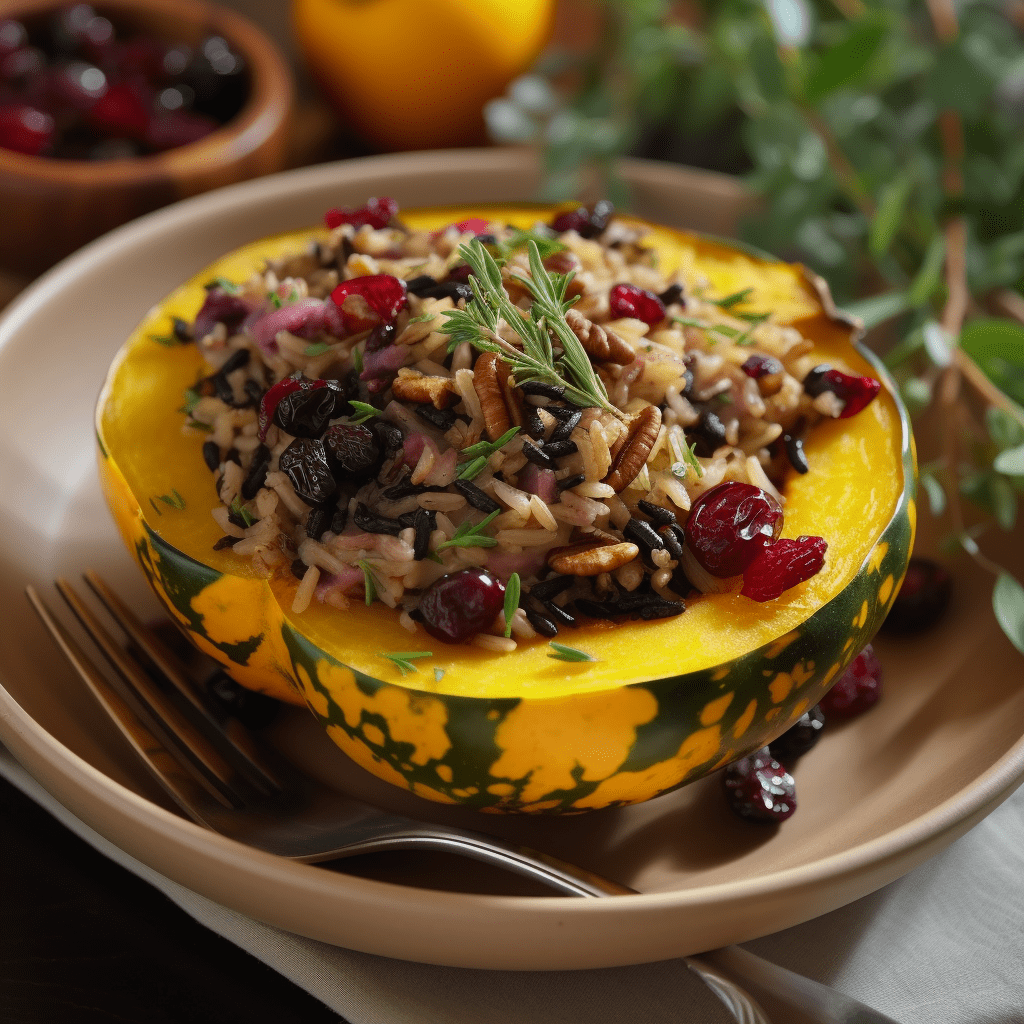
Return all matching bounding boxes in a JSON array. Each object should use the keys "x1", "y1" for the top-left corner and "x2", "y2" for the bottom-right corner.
[
  {"x1": 565, "y1": 307, "x2": 635, "y2": 365},
  {"x1": 473, "y1": 352, "x2": 523, "y2": 441},
  {"x1": 603, "y1": 404, "x2": 662, "y2": 492},
  {"x1": 392, "y1": 369, "x2": 459, "y2": 409},
  {"x1": 548, "y1": 541, "x2": 640, "y2": 576}
]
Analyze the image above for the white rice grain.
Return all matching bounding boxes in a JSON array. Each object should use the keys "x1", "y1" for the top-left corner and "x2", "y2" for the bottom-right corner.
[{"x1": 291, "y1": 564, "x2": 320, "y2": 614}]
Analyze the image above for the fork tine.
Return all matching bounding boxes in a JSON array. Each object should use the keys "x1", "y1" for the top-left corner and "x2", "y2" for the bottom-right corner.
[
  {"x1": 81, "y1": 570, "x2": 284, "y2": 795},
  {"x1": 26, "y1": 585, "x2": 233, "y2": 814},
  {"x1": 54, "y1": 578, "x2": 247, "y2": 805}
]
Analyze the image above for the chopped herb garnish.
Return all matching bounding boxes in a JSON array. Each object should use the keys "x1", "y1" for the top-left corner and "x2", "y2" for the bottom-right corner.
[
  {"x1": 737, "y1": 311, "x2": 771, "y2": 325},
  {"x1": 547, "y1": 642, "x2": 596, "y2": 663},
  {"x1": 207, "y1": 277, "x2": 241, "y2": 294},
  {"x1": 149, "y1": 333, "x2": 177, "y2": 347},
  {"x1": 380, "y1": 651, "x2": 433, "y2": 676},
  {"x1": 352, "y1": 345, "x2": 364, "y2": 374},
  {"x1": 157, "y1": 488, "x2": 187, "y2": 511},
  {"x1": 406, "y1": 313, "x2": 436, "y2": 325},
  {"x1": 503, "y1": 572, "x2": 521, "y2": 638},
  {"x1": 716, "y1": 287, "x2": 754, "y2": 309},
  {"x1": 269, "y1": 292, "x2": 284, "y2": 309},
  {"x1": 435, "y1": 509, "x2": 500, "y2": 551},
  {"x1": 229, "y1": 494, "x2": 255, "y2": 525},
  {"x1": 185, "y1": 419, "x2": 214, "y2": 432},
  {"x1": 149, "y1": 498, "x2": 162, "y2": 516},
  {"x1": 357, "y1": 559, "x2": 379, "y2": 606},
  {"x1": 179, "y1": 387, "x2": 201, "y2": 415},
  {"x1": 671, "y1": 317, "x2": 741, "y2": 346},
  {"x1": 456, "y1": 455, "x2": 489, "y2": 481},
  {"x1": 460, "y1": 426, "x2": 520, "y2": 461},
  {"x1": 441, "y1": 239, "x2": 617, "y2": 414},
  {"x1": 304, "y1": 342, "x2": 332, "y2": 356},
  {"x1": 348, "y1": 400, "x2": 380, "y2": 425}
]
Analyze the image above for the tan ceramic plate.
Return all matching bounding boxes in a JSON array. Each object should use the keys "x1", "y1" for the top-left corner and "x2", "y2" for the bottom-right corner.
[{"x1": 1, "y1": 150, "x2": 1023, "y2": 971}]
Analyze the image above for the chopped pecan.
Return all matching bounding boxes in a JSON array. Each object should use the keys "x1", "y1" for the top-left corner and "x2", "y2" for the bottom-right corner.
[
  {"x1": 565, "y1": 307, "x2": 635, "y2": 365},
  {"x1": 603, "y1": 404, "x2": 662, "y2": 492},
  {"x1": 392, "y1": 369, "x2": 459, "y2": 409},
  {"x1": 547, "y1": 541, "x2": 640, "y2": 576},
  {"x1": 473, "y1": 352, "x2": 523, "y2": 441}
]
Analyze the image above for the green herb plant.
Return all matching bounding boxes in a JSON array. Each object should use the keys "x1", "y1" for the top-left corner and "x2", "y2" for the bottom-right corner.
[{"x1": 488, "y1": 0, "x2": 1024, "y2": 652}]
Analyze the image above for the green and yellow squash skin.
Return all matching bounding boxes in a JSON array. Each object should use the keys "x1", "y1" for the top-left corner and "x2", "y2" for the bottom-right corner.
[{"x1": 96, "y1": 206, "x2": 916, "y2": 813}]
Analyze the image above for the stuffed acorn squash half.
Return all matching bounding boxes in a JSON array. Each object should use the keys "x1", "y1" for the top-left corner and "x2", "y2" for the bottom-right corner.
[{"x1": 96, "y1": 203, "x2": 915, "y2": 813}]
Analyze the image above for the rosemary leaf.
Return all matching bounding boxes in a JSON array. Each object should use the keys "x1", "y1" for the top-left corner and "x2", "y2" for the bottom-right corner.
[
  {"x1": 435, "y1": 509, "x2": 500, "y2": 551},
  {"x1": 547, "y1": 642, "x2": 596, "y2": 663},
  {"x1": 348, "y1": 401, "x2": 381, "y2": 424},
  {"x1": 380, "y1": 651, "x2": 433, "y2": 676},
  {"x1": 503, "y1": 572, "x2": 521, "y2": 638}
]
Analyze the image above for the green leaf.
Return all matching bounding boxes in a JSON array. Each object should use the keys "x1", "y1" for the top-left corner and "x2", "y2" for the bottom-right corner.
[
  {"x1": 435, "y1": 509, "x2": 500, "y2": 551},
  {"x1": 149, "y1": 333, "x2": 177, "y2": 347},
  {"x1": 229, "y1": 494, "x2": 255, "y2": 526},
  {"x1": 920, "y1": 472, "x2": 947, "y2": 517},
  {"x1": 547, "y1": 642, "x2": 596, "y2": 663},
  {"x1": 994, "y1": 444, "x2": 1024, "y2": 476},
  {"x1": 358, "y1": 560, "x2": 378, "y2": 606},
  {"x1": 503, "y1": 572, "x2": 521, "y2": 638},
  {"x1": 348, "y1": 401, "x2": 381, "y2": 425},
  {"x1": 456, "y1": 455, "x2": 489, "y2": 481},
  {"x1": 907, "y1": 233, "x2": 946, "y2": 308},
  {"x1": 803, "y1": 18, "x2": 887, "y2": 103},
  {"x1": 460, "y1": 426, "x2": 521, "y2": 461},
  {"x1": 380, "y1": 651, "x2": 433, "y2": 676},
  {"x1": 847, "y1": 291, "x2": 911, "y2": 331},
  {"x1": 180, "y1": 387, "x2": 201, "y2": 415},
  {"x1": 959, "y1": 319, "x2": 1024, "y2": 408},
  {"x1": 715, "y1": 288, "x2": 754, "y2": 309},
  {"x1": 993, "y1": 573, "x2": 1024, "y2": 656},
  {"x1": 352, "y1": 346, "x2": 364, "y2": 374},
  {"x1": 986, "y1": 407, "x2": 1024, "y2": 451},
  {"x1": 869, "y1": 174, "x2": 912, "y2": 258},
  {"x1": 304, "y1": 342, "x2": 332, "y2": 356},
  {"x1": 156, "y1": 489, "x2": 186, "y2": 511}
]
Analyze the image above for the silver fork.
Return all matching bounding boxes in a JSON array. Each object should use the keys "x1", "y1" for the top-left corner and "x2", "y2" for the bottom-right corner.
[{"x1": 27, "y1": 573, "x2": 902, "y2": 1024}]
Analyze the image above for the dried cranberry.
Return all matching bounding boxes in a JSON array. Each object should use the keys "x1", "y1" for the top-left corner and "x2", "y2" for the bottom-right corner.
[
  {"x1": 418, "y1": 569, "x2": 506, "y2": 644},
  {"x1": 820, "y1": 645, "x2": 882, "y2": 720},
  {"x1": 324, "y1": 196, "x2": 398, "y2": 230},
  {"x1": 768, "y1": 704, "x2": 825, "y2": 765},
  {"x1": 741, "y1": 535, "x2": 827, "y2": 601},
  {"x1": 86, "y1": 82, "x2": 151, "y2": 136},
  {"x1": 741, "y1": 354, "x2": 783, "y2": 379},
  {"x1": 723, "y1": 748, "x2": 796, "y2": 823},
  {"x1": 880, "y1": 557, "x2": 952, "y2": 634},
  {"x1": 258, "y1": 375, "x2": 332, "y2": 440},
  {"x1": 444, "y1": 217, "x2": 490, "y2": 235},
  {"x1": 323, "y1": 423, "x2": 379, "y2": 478},
  {"x1": 684, "y1": 482, "x2": 784, "y2": 577},
  {"x1": 802, "y1": 364, "x2": 880, "y2": 418},
  {"x1": 549, "y1": 199, "x2": 613, "y2": 238},
  {"x1": 278, "y1": 437, "x2": 336, "y2": 507},
  {"x1": 144, "y1": 108, "x2": 218, "y2": 150},
  {"x1": 608, "y1": 283, "x2": 666, "y2": 327},
  {"x1": 273, "y1": 380, "x2": 343, "y2": 438},
  {"x1": 330, "y1": 274, "x2": 407, "y2": 332},
  {"x1": 0, "y1": 103, "x2": 54, "y2": 154}
]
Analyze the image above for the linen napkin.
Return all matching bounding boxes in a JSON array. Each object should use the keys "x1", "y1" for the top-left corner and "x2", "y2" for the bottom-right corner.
[{"x1": 1, "y1": 745, "x2": 1022, "y2": 1024}]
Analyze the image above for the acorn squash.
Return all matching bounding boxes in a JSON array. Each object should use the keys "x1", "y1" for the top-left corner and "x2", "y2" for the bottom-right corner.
[{"x1": 96, "y1": 205, "x2": 916, "y2": 813}]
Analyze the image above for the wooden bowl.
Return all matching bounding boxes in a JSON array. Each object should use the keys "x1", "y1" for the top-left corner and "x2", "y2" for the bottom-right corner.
[{"x1": 0, "y1": 0, "x2": 295, "y2": 276}]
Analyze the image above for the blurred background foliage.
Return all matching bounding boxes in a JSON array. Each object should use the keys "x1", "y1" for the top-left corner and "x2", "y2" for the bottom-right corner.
[{"x1": 487, "y1": 0, "x2": 1024, "y2": 648}]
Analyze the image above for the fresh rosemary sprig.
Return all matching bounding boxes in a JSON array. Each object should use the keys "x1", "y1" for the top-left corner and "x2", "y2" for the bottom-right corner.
[
  {"x1": 157, "y1": 488, "x2": 187, "y2": 511},
  {"x1": 357, "y1": 559, "x2": 379, "y2": 606},
  {"x1": 435, "y1": 509, "x2": 501, "y2": 551},
  {"x1": 457, "y1": 426, "x2": 520, "y2": 480},
  {"x1": 440, "y1": 239, "x2": 616, "y2": 413}
]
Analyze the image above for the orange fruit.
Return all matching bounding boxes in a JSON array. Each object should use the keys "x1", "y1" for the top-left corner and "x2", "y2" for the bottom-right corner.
[{"x1": 292, "y1": 0, "x2": 554, "y2": 150}]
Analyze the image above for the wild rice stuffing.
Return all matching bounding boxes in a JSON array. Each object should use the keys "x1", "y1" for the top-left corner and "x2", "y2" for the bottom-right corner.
[{"x1": 180, "y1": 198, "x2": 881, "y2": 646}]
